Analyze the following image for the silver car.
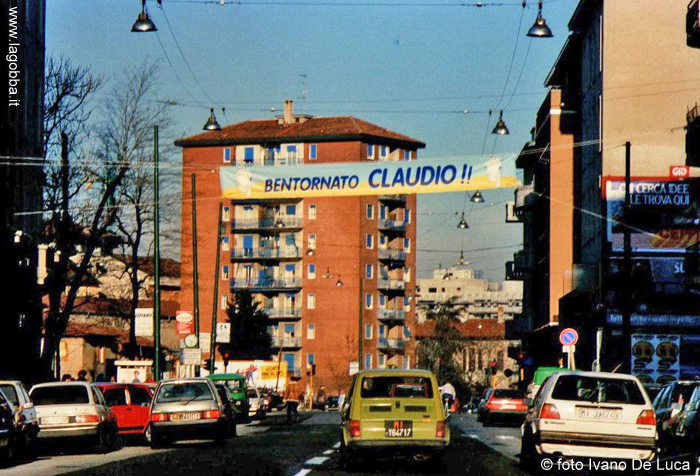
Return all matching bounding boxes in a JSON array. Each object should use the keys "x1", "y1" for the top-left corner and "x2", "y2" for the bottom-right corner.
[
  {"x1": 29, "y1": 382, "x2": 118, "y2": 452},
  {"x1": 149, "y1": 378, "x2": 232, "y2": 448},
  {"x1": 0, "y1": 381, "x2": 39, "y2": 455}
]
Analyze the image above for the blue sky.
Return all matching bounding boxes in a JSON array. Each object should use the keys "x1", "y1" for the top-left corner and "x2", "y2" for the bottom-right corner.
[{"x1": 47, "y1": 0, "x2": 580, "y2": 281}]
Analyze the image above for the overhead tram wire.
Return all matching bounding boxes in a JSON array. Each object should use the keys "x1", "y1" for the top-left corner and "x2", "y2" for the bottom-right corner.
[
  {"x1": 159, "y1": 0, "x2": 528, "y2": 7},
  {"x1": 154, "y1": 30, "x2": 205, "y2": 107}
]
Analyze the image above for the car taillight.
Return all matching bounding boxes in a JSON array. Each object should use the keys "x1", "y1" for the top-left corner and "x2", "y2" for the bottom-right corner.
[
  {"x1": 150, "y1": 413, "x2": 169, "y2": 422},
  {"x1": 636, "y1": 410, "x2": 656, "y2": 426},
  {"x1": 540, "y1": 404, "x2": 560, "y2": 420},
  {"x1": 349, "y1": 420, "x2": 361, "y2": 438},
  {"x1": 436, "y1": 420, "x2": 446, "y2": 438},
  {"x1": 202, "y1": 410, "x2": 221, "y2": 419},
  {"x1": 75, "y1": 414, "x2": 100, "y2": 423},
  {"x1": 486, "y1": 401, "x2": 497, "y2": 410}
]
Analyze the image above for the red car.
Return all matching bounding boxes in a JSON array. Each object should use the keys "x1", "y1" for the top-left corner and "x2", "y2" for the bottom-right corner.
[
  {"x1": 97, "y1": 383, "x2": 153, "y2": 443},
  {"x1": 478, "y1": 389, "x2": 527, "y2": 426}
]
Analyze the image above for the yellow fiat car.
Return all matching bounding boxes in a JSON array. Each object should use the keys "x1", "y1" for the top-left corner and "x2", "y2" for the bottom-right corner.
[{"x1": 340, "y1": 369, "x2": 450, "y2": 466}]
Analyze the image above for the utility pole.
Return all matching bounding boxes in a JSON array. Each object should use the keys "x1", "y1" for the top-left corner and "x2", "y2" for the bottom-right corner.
[
  {"x1": 209, "y1": 204, "x2": 224, "y2": 373},
  {"x1": 153, "y1": 125, "x2": 161, "y2": 381},
  {"x1": 191, "y1": 174, "x2": 201, "y2": 376},
  {"x1": 622, "y1": 141, "x2": 632, "y2": 373}
]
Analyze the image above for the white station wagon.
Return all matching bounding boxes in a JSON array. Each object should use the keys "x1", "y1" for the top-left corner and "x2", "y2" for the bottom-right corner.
[{"x1": 520, "y1": 371, "x2": 657, "y2": 467}]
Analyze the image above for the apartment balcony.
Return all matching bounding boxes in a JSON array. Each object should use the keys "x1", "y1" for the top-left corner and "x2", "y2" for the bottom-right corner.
[
  {"x1": 378, "y1": 338, "x2": 405, "y2": 353},
  {"x1": 688, "y1": 0, "x2": 700, "y2": 48},
  {"x1": 231, "y1": 277, "x2": 302, "y2": 292},
  {"x1": 378, "y1": 249, "x2": 406, "y2": 263},
  {"x1": 505, "y1": 250, "x2": 531, "y2": 280},
  {"x1": 230, "y1": 217, "x2": 303, "y2": 232},
  {"x1": 231, "y1": 247, "x2": 302, "y2": 262},
  {"x1": 264, "y1": 307, "x2": 303, "y2": 319},
  {"x1": 377, "y1": 309, "x2": 406, "y2": 323},
  {"x1": 514, "y1": 185, "x2": 535, "y2": 216},
  {"x1": 262, "y1": 155, "x2": 302, "y2": 167},
  {"x1": 378, "y1": 279, "x2": 406, "y2": 295},
  {"x1": 379, "y1": 194, "x2": 408, "y2": 204},
  {"x1": 271, "y1": 336, "x2": 302, "y2": 349},
  {"x1": 379, "y1": 219, "x2": 407, "y2": 234}
]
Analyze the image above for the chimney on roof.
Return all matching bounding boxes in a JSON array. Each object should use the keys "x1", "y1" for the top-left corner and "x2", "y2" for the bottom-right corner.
[{"x1": 284, "y1": 99, "x2": 293, "y2": 125}]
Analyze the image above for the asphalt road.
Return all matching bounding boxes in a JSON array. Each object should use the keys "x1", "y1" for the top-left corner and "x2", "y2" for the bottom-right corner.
[{"x1": 0, "y1": 411, "x2": 528, "y2": 476}]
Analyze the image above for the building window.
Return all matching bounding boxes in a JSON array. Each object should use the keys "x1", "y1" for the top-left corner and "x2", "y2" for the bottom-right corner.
[
  {"x1": 404, "y1": 150, "x2": 411, "y2": 161},
  {"x1": 405, "y1": 209, "x2": 411, "y2": 224},
  {"x1": 365, "y1": 353, "x2": 372, "y2": 369},
  {"x1": 403, "y1": 355, "x2": 410, "y2": 369},
  {"x1": 380, "y1": 205, "x2": 387, "y2": 220},
  {"x1": 223, "y1": 148, "x2": 231, "y2": 163},
  {"x1": 404, "y1": 295, "x2": 411, "y2": 311},
  {"x1": 404, "y1": 237, "x2": 411, "y2": 252},
  {"x1": 366, "y1": 234, "x2": 374, "y2": 249},
  {"x1": 308, "y1": 204, "x2": 317, "y2": 219},
  {"x1": 244, "y1": 147, "x2": 255, "y2": 164},
  {"x1": 222, "y1": 265, "x2": 229, "y2": 280},
  {"x1": 307, "y1": 324, "x2": 315, "y2": 340},
  {"x1": 308, "y1": 234, "x2": 317, "y2": 251},
  {"x1": 497, "y1": 351, "x2": 504, "y2": 370},
  {"x1": 365, "y1": 324, "x2": 373, "y2": 340},
  {"x1": 366, "y1": 204, "x2": 374, "y2": 219},
  {"x1": 367, "y1": 144, "x2": 375, "y2": 160},
  {"x1": 469, "y1": 349, "x2": 476, "y2": 372},
  {"x1": 379, "y1": 234, "x2": 387, "y2": 247},
  {"x1": 365, "y1": 264, "x2": 373, "y2": 279},
  {"x1": 379, "y1": 294, "x2": 386, "y2": 307},
  {"x1": 223, "y1": 206, "x2": 230, "y2": 222},
  {"x1": 307, "y1": 293, "x2": 316, "y2": 309},
  {"x1": 221, "y1": 236, "x2": 230, "y2": 251},
  {"x1": 307, "y1": 353, "x2": 315, "y2": 366},
  {"x1": 221, "y1": 294, "x2": 228, "y2": 310},
  {"x1": 403, "y1": 266, "x2": 410, "y2": 283},
  {"x1": 309, "y1": 144, "x2": 317, "y2": 160},
  {"x1": 308, "y1": 263, "x2": 316, "y2": 279},
  {"x1": 365, "y1": 293, "x2": 373, "y2": 309},
  {"x1": 378, "y1": 354, "x2": 386, "y2": 368},
  {"x1": 380, "y1": 146, "x2": 388, "y2": 158}
]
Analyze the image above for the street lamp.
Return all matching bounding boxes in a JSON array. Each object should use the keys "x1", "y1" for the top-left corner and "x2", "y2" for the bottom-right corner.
[
  {"x1": 203, "y1": 108, "x2": 222, "y2": 131},
  {"x1": 131, "y1": 0, "x2": 157, "y2": 32},
  {"x1": 492, "y1": 110, "x2": 510, "y2": 135},
  {"x1": 457, "y1": 213, "x2": 469, "y2": 229},
  {"x1": 526, "y1": 0, "x2": 553, "y2": 38},
  {"x1": 470, "y1": 191, "x2": 485, "y2": 203}
]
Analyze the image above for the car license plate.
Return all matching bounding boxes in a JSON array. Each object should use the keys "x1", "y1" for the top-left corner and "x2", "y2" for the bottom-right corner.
[
  {"x1": 171, "y1": 412, "x2": 201, "y2": 421},
  {"x1": 577, "y1": 408, "x2": 620, "y2": 420},
  {"x1": 384, "y1": 420, "x2": 412, "y2": 438},
  {"x1": 42, "y1": 416, "x2": 69, "y2": 425}
]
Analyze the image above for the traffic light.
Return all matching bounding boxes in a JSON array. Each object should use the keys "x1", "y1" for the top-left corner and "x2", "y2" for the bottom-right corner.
[
  {"x1": 312, "y1": 364, "x2": 316, "y2": 376},
  {"x1": 490, "y1": 359, "x2": 498, "y2": 375}
]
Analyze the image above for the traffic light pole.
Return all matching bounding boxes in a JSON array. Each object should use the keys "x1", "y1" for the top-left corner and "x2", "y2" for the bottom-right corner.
[
  {"x1": 153, "y1": 125, "x2": 161, "y2": 381},
  {"x1": 622, "y1": 142, "x2": 632, "y2": 373},
  {"x1": 191, "y1": 174, "x2": 201, "y2": 376},
  {"x1": 209, "y1": 204, "x2": 224, "y2": 373}
]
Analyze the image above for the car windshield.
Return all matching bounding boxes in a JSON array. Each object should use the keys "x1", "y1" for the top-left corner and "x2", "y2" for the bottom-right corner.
[
  {"x1": 360, "y1": 376, "x2": 434, "y2": 398},
  {"x1": 220, "y1": 380, "x2": 244, "y2": 392},
  {"x1": 156, "y1": 382, "x2": 214, "y2": 403},
  {"x1": 31, "y1": 386, "x2": 90, "y2": 405},
  {"x1": 551, "y1": 375, "x2": 646, "y2": 404},
  {"x1": 493, "y1": 389, "x2": 523, "y2": 399}
]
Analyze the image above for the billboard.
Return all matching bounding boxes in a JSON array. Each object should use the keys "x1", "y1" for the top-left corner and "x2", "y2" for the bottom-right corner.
[
  {"x1": 605, "y1": 178, "x2": 700, "y2": 253},
  {"x1": 220, "y1": 155, "x2": 517, "y2": 200},
  {"x1": 631, "y1": 334, "x2": 680, "y2": 384}
]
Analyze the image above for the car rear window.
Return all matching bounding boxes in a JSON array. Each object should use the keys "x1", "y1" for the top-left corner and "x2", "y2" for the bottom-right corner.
[
  {"x1": 31, "y1": 386, "x2": 90, "y2": 405},
  {"x1": 360, "y1": 376, "x2": 434, "y2": 398},
  {"x1": 551, "y1": 375, "x2": 646, "y2": 405},
  {"x1": 670, "y1": 384, "x2": 698, "y2": 405},
  {"x1": 103, "y1": 388, "x2": 127, "y2": 406},
  {"x1": 493, "y1": 389, "x2": 523, "y2": 399},
  {"x1": 130, "y1": 387, "x2": 151, "y2": 406},
  {"x1": 0, "y1": 385, "x2": 19, "y2": 407},
  {"x1": 155, "y1": 382, "x2": 214, "y2": 403}
]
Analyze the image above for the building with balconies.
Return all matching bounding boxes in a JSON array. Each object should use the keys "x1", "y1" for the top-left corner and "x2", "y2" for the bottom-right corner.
[{"x1": 176, "y1": 100, "x2": 423, "y2": 394}]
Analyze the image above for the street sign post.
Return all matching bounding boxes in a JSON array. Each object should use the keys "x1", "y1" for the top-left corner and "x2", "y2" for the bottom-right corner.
[{"x1": 559, "y1": 328, "x2": 579, "y2": 370}]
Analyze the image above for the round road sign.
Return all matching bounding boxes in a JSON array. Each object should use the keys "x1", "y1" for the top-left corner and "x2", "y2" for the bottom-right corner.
[{"x1": 559, "y1": 328, "x2": 579, "y2": 346}]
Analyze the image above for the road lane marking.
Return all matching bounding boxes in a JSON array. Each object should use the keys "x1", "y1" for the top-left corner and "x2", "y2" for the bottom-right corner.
[
  {"x1": 332, "y1": 442, "x2": 340, "y2": 448},
  {"x1": 323, "y1": 449, "x2": 334, "y2": 455},
  {"x1": 497, "y1": 435, "x2": 516, "y2": 440},
  {"x1": 304, "y1": 457, "x2": 329, "y2": 466},
  {"x1": 293, "y1": 469, "x2": 313, "y2": 476}
]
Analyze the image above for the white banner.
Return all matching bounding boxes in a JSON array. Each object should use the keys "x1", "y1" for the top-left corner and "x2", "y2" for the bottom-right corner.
[
  {"x1": 216, "y1": 323, "x2": 231, "y2": 343},
  {"x1": 135, "y1": 308, "x2": 154, "y2": 337}
]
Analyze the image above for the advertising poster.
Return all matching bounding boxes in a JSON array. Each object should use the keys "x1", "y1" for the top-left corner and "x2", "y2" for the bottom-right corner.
[
  {"x1": 176, "y1": 310, "x2": 195, "y2": 335},
  {"x1": 631, "y1": 334, "x2": 681, "y2": 384},
  {"x1": 219, "y1": 360, "x2": 288, "y2": 389}
]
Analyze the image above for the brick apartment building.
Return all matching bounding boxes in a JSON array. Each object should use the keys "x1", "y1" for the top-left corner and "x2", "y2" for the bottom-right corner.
[{"x1": 175, "y1": 101, "x2": 424, "y2": 394}]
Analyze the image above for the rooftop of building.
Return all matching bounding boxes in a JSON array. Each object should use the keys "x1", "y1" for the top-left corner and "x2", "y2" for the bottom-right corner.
[{"x1": 175, "y1": 100, "x2": 425, "y2": 149}]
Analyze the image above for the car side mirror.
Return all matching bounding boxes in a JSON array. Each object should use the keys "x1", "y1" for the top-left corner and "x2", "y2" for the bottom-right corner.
[
  {"x1": 22, "y1": 402, "x2": 33, "y2": 410},
  {"x1": 523, "y1": 398, "x2": 533, "y2": 407}
]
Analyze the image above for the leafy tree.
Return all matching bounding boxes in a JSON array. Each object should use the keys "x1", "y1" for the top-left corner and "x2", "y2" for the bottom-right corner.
[{"x1": 218, "y1": 291, "x2": 273, "y2": 364}]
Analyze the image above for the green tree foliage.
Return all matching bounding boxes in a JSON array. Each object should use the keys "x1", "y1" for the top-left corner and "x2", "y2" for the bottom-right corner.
[{"x1": 218, "y1": 291, "x2": 273, "y2": 362}]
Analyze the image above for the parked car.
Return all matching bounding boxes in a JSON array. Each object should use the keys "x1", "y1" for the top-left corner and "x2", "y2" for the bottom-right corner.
[
  {"x1": 0, "y1": 389, "x2": 17, "y2": 460},
  {"x1": 149, "y1": 378, "x2": 233, "y2": 448},
  {"x1": 340, "y1": 369, "x2": 450, "y2": 469},
  {"x1": 207, "y1": 374, "x2": 249, "y2": 422},
  {"x1": 0, "y1": 381, "x2": 39, "y2": 456},
  {"x1": 326, "y1": 395, "x2": 340, "y2": 410},
  {"x1": 479, "y1": 389, "x2": 527, "y2": 426},
  {"x1": 246, "y1": 387, "x2": 266, "y2": 419},
  {"x1": 96, "y1": 383, "x2": 153, "y2": 444},
  {"x1": 520, "y1": 371, "x2": 657, "y2": 469},
  {"x1": 527, "y1": 367, "x2": 563, "y2": 400},
  {"x1": 652, "y1": 380, "x2": 699, "y2": 455},
  {"x1": 29, "y1": 382, "x2": 118, "y2": 453},
  {"x1": 213, "y1": 384, "x2": 237, "y2": 437}
]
